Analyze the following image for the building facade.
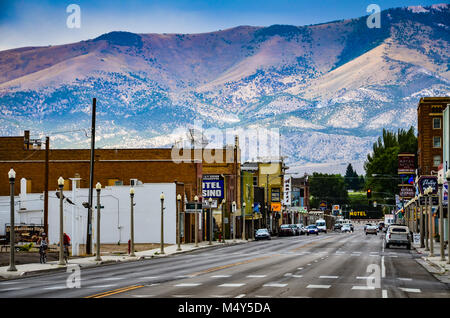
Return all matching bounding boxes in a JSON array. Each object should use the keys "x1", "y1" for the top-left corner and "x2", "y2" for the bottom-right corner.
[{"x1": 417, "y1": 97, "x2": 450, "y2": 176}]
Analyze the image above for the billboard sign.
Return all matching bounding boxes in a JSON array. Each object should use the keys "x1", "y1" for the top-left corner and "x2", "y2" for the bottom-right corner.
[
  {"x1": 399, "y1": 185, "x2": 415, "y2": 199},
  {"x1": 283, "y1": 177, "x2": 291, "y2": 206},
  {"x1": 202, "y1": 175, "x2": 224, "y2": 199},
  {"x1": 398, "y1": 154, "x2": 415, "y2": 174},
  {"x1": 418, "y1": 176, "x2": 438, "y2": 195}
]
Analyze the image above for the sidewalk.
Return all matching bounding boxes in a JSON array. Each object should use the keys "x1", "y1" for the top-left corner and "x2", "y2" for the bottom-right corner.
[
  {"x1": 412, "y1": 241, "x2": 450, "y2": 284},
  {"x1": 0, "y1": 239, "x2": 248, "y2": 280}
]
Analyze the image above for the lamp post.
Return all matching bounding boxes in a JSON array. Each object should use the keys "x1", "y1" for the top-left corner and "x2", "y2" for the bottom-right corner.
[
  {"x1": 160, "y1": 192, "x2": 165, "y2": 254},
  {"x1": 251, "y1": 203, "x2": 254, "y2": 240},
  {"x1": 129, "y1": 187, "x2": 135, "y2": 257},
  {"x1": 242, "y1": 202, "x2": 246, "y2": 241},
  {"x1": 424, "y1": 188, "x2": 429, "y2": 251},
  {"x1": 427, "y1": 186, "x2": 434, "y2": 257},
  {"x1": 208, "y1": 197, "x2": 213, "y2": 245},
  {"x1": 232, "y1": 201, "x2": 236, "y2": 242},
  {"x1": 438, "y1": 177, "x2": 445, "y2": 261},
  {"x1": 194, "y1": 195, "x2": 199, "y2": 247},
  {"x1": 221, "y1": 198, "x2": 226, "y2": 243},
  {"x1": 58, "y1": 176, "x2": 65, "y2": 265},
  {"x1": 7, "y1": 169, "x2": 17, "y2": 272},
  {"x1": 419, "y1": 194, "x2": 424, "y2": 248},
  {"x1": 95, "y1": 182, "x2": 102, "y2": 262},
  {"x1": 446, "y1": 170, "x2": 450, "y2": 264},
  {"x1": 177, "y1": 194, "x2": 182, "y2": 251}
]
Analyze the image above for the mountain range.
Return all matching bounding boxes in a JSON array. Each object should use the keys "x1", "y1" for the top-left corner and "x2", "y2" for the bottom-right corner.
[{"x1": 0, "y1": 3, "x2": 449, "y2": 174}]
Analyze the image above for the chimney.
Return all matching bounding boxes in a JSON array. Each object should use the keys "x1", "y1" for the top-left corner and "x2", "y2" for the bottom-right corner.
[{"x1": 24, "y1": 130, "x2": 30, "y2": 149}]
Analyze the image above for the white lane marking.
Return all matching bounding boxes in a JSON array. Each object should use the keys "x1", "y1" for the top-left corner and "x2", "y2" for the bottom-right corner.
[
  {"x1": 382, "y1": 290, "x2": 388, "y2": 298},
  {"x1": 352, "y1": 286, "x2": 375, "y2": 290},
  {"x1": 141, "y1": 276, "x2": 159, "y2": 280},
  {"x1": 335, "y1": 251, "x2": 346, "y2": 254},
  {"x1": 399, "y1": 288, "x2": 421, "y2": 293},
  {"x1": 132, "y1": 295, "x2": 155, "y2": 298},
  {"x1": 314, "y1": 260, "x2": 318, "y2": 262},
  {"x1": 211, "y1": 295, "x2": 232, "y2": 298},
  {"x1": 284, "y1": 273, "x2": 293, "y2": 277},
  {"x1": 356, "y1": 276, "x2": 370, "y2": 280},
  {"x1": 175, "y1": 275, "x2": 195, "y2": 278},
  {"x1": 389, "y1": 255, "x2": 398, "y2": 258},
  {"x1": 247, "y1": 275, "x2": 266, "y2": 278},
  {"x1": 297, "y1": 268, "x2": 304, "y2": 270},
  {"x1": 173, "y1": 295, "x2": 192, "y2": 297},
  {"x1": 44, "y1": 286, "x2": 66, "y2": 290},
  {"x1": 306, "y1": 284, "x2": 331, "y2": 289},
  {"x1": 307, "y1": 264, "x2": 311, "y2": 266},
  {"x1": 291, "y1": 275, "x2": 303, "y2": 278},
  {"x1": 255, "y1": 295, "x2": 271, "y2": 298},
  {"x1": 0, "y1": 287, "x2": 21, "y2": 291},
  {"x1": 211, "y1": 275, "x2": 232, "y2": 278},
  {"x1": 147, "y1": 283, "x2": 160, "y2": 287},
  {"x1": 219, "y1": 283, "x2": 245, "y2": 287},
  {"x1": 174, "y1": 283, "x2": 201, "y2": 287},
  {"x1": 0, "y1": 282, "x2": 20, "y2": 285},
  {"x1": 263, "y1": 283, "x2": 288, "y2": 287},
  {"x1": 381, "y1": 256, "x2": 386, "y2": 278},
  {"x1": 319, "y1": 276, "x2": 338, "y2": 279},
  {"x1": 88, "y1": 284, "x2": 117, "y2": 289},
  {"x1": 398, "y1": 278, "x2": 412, "y2": 281},
  {"x1": 235, "y1": 294, "x2": 245, "y2": 298}
]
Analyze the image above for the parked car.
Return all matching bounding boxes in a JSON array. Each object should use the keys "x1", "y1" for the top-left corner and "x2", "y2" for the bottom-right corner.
[
  {"x1": 365, "y1": 223, "x2": 378, "y2": 235},
  {"x1": 341, "y1": 224, "x2": 352, "y2": 233},
  {"x1": 333, "y1": 223, "x2": 342, "y2": 231},
  {"x1": 306, "y1": 225, "x2": 319, "y2": 236},
  {"x1": 290, "y1": 224, "x2": 300, "y2": 236},
  {"x1": 255, "y1": 228, "x2": 271, "y2": 241},
  {"x1": 385, "y1": 225, "x2": 411, "y2": 249},
  {"x1": 296, "y1": 224, "x2": 306, "y2": 235},
  {"x1": 279, "y1": 224, "x2": 295, "y2": 236}
]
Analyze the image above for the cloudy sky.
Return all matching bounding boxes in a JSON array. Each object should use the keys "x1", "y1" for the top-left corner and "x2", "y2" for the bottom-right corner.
[{"x1": 0, "y1": 0, "x2": 441, "y2": 51}]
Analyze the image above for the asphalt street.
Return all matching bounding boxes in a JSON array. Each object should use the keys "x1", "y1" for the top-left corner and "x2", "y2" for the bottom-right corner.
[{"x1": 0, "y1": 225, "x2": 448, "y2": 298}]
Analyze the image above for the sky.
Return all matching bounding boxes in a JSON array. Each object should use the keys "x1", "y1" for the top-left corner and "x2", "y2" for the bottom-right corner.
[{"x1": 0, "y1": 0, "x2": 443, "y2": 51}]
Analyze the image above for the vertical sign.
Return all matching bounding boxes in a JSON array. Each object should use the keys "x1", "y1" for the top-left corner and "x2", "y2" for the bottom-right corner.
[{"x1": 283, "y1": 176, "x2": 291, "y2": 207}]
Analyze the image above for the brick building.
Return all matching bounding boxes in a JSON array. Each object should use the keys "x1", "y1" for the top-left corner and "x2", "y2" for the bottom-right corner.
[
  {"x1": 0, "y1": 131, "x2": 241, "y2": 243},
  {"x1": 417, "y1": 97, "x2": 450, "y2": 175}
]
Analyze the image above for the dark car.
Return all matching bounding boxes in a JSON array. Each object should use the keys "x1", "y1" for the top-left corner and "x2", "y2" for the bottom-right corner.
[
  {"x1": 255, "y1": 228, "x2": 271, "y2": 241},
  {"x1": 333, "y1": 223, "x2": 342, "y2": 231},
  {"x1": 306, "y1": 225, "x2": 319, "y2": 235},
  {"x1": 279, "y1": 224, "x2": 295, "y2": 236}
]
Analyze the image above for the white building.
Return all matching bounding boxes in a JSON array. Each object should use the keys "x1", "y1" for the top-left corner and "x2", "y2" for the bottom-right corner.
[{"x1": 0, "y1": 181, "x2": 177, "y2": 254}]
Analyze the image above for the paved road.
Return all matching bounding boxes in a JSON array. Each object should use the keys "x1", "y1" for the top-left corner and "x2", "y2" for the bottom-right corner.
[{"x1": 0, "y1": 225, "x2": 448, "y2": 298}]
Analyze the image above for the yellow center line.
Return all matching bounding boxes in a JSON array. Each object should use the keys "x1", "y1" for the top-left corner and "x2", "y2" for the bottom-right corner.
[{"x1": 85, "y1": 285, "x2": 144, "y2": 298}]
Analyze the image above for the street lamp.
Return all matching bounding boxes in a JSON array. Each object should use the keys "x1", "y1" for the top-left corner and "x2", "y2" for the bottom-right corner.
[
  {"x1": 446, "y1": 170, "x2": 450, "y2": 264},
  {"x1": 58, "y1": 176, "x2": 65, "y2": 265},
  {"x1": 129, "y1": 187, "x2": 135, "y2": 257},
  {"x1": 95, "y1": 182, "x2": 102, "y2": 261},
  {"x1": 221, "y1": 198, "x2": 226, "y2": 243},
  {"x1": 194, "y1": 195, "x2": 199, "y2": 247},
  {"x1": 419, "y1": 194, "x2": 425, "y2": 248},
  {"x1": 160, "y1": 192, "x2": 165, "y2": 254},
  {"x1": 7, "y1": 169, "x2": 17, "y2": 271},
  {"x1": 242, "y1": 202, "x2": 246, "y2": 241},
  {"x1": 438, "y1": 176, "x2": 445, "y2": 261},
  {"x1": 208, "y1": 197, "x2": 213, "y2": 245},
  {"x1": 427, "y1": 186, "x2": 434, "y2": 257},
  {"x1": 251, "y1": 203, "x2": 255, "y2": 240},
  {"x1": 177, "y1": 194, "x2": 182, "y2": 251},
  {"x1": 232, "y1": 201, "x2": 236, "y2": 242}
]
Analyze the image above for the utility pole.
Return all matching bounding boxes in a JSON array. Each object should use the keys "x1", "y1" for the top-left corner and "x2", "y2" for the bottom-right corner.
[
  {"x1": 86, "y1": 98, "x2": 96, "y2": 255},
  {"x1": 44, "y1": 137, "x2": 49, "y2": 235}
]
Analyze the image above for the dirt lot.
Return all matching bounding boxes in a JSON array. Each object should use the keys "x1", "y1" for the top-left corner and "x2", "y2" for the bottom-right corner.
[{"x1": 0, "y1": 243, "x2": 171, "y2": 266}]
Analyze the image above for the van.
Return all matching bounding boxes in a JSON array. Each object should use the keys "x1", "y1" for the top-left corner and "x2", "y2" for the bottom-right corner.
[{"x1": 316, "y1": 219, "x2": 327, "y2": 233}]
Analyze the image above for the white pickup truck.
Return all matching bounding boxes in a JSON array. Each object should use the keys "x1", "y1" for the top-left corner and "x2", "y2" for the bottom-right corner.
[{"x1": 385, "y1": 225, "x2": 411, "y2": 249}]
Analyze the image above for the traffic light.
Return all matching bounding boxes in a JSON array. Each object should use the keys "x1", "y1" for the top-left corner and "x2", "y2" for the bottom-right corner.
[{"x1": 367, "y1": 189, "x2": 372, "y2": 199}]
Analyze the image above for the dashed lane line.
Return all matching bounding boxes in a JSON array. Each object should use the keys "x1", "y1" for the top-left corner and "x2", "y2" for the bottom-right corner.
[
  {"x1": 219, "y1": 283, "x2": 245, "y2": 287},
  {"x1": 174, "y1": 283, "x2": 201, "y2": 287},
  {"x1": 247, "y1": 275, "x2": 267, "y2": 278},
  {"x1": 263, "y1": 283, "x2": 288, "y2": 288},
  {"x1": 352, "y1": 286, "x2": 375, "y2": 290},
  {"x1": 399, "y1": 288, "x2": 421, "y2": 293},
  {"x1": 235, "y1": 294, "x2": 246, "y2": 298},
  {"x1": 319, "y1": 276, "x2": 339, "y2": 279},
  {"x1": 306, "y1": 284, "x2": 331, "y2": 289}
]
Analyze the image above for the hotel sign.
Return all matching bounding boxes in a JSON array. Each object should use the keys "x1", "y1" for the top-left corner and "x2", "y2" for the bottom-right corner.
[
  {"x1": 202, "y1": 175, "x2": 224, "y2": 199},
  {"x1": 398, "y1": 154, "x2": 415, "y2": 174}
]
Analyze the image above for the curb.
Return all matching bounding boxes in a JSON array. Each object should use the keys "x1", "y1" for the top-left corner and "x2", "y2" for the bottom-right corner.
[{"x1": 0, "y1": 241, "x2": 248, "y2": 281}]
